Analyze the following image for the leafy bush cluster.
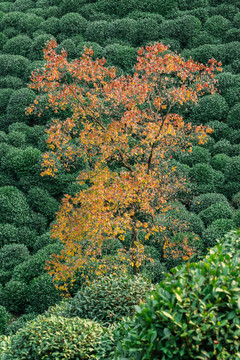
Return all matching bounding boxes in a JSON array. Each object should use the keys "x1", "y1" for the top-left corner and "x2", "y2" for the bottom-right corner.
[
  {"x1": 116, "y1": 230, "x2": 240, "y2": 359},
  {"x1": 0, "y1": 0, "x2": 239, "y2": 340}
]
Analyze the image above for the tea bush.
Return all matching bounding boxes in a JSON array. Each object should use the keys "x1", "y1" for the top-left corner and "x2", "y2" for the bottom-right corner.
[
  {"x1": 205, "y1": 15, "x2": 230, "y2": 38},
  {"x1": 199, "y1": 201, "x2": 234, "y2": 227},
  {"x1": 203, "y1": 218, "x2": 235, "y2": 248},
  {"x1": 0, "y1": 315, "x2": 104, "y2": 360},
  {"x1": 59, "y1": 13, "x2": 88, "y2": 36},
  {"x1": 227, "y1": 103, "x2": 240, "y2": 129},
  {"x1": 65, "y1": 275, "x2": 154, "y2": 325},
  {"x1": 116, "y1": 230, "x2": 240, "y2": 359}
]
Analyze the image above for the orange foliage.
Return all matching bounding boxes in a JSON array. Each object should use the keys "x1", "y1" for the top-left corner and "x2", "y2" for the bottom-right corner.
[{"x1": 27, "y1": 40, "x2": 221, "y2": 294}]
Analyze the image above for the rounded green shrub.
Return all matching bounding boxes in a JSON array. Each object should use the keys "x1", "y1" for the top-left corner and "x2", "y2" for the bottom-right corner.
[
  {"x1": 3, "y1": 280, "x2": 28, "y2": 313},
  {"x1": 0, "y1": 186, "x2": 30, "y2": 226},
  {"x1": 205, "y1": 15, "x2": 230, "y2": 38},
  {"x1": 211, "y1": 153, "x2": 231, "y2": 171},
  {"x1": 3, "y1": 35, "x2": 31, "y2": 57},
  {"x1": 12, "y1": 242, "x2": 63, "y2": 284},
  {"x1": 212, "y1": 139, "x2": 232, "y2": 156},
  {"x1": 225, "y1": 41, "x2": 240, "y2": 65},
  {"x1": 186, "y1": 44, "x2": 226, "y2": 65},
  {"x1": 85, "y1": 20, "x2": 107, "y2": 46},
  {"x1": 0, "y1": 244, "x2": 30, "y2": 272},
  {"x1": 233, "y1": 12, "x2": 240, "y2": 28},
  {"x1": 0, "y1": 12, "x2": 24, "y2": 32},
  {"x1": 189, "y1": 163, "x2": 216, "y2": 194},
  {"x1": 0, "y1": 76, "x2": 23, "y2": 89},
  {"x1": 0, "y1": 306, "x2": 10, "y2": 335},
  {"x1": 59, "y1": 13, "x2": 87, "y2": 36},
  {"x1": 225, "y1": 28, "x2": 240, "y2": 43},
  {"x1": 11, "y1": 0, "x2": 34, "y2": 12},
  {"x1": 19, "y1": 13, "x2": 44, "y2": 36},
  {"x1": 225, "y1": 156, "x2": 240, "y2": 182},
  {"x1": 208, "y1": 121, "x2": 230, "y2": 142},
  {"x1": 178, "y1": 0, "x2": 208, "y2": 10},
  {"x1": 116, "y1": 231, "x2": 240, "y2": 359},
  {"x1": 0, "y1": 89, "x2": 14, "y2": 113},
  {"x1": 203, "y1": 219, "x2": 235, "y2": 248},
  {"x1": 190, "y1": 193, "x2": 229, "y2": 214},
  {"x1": 180, "y1": 145, "x2": 210, "y2": 166},
  {"x1": 190, "y1": 94, "x2": 229, "y2": 125},
  {"x1": 7, "y1": 131, "x2": 26, "y2": 148},
  {"x1": 227, "y1": 103, "x2": 240, "y2": 129},
  {"x1": 106, "y1": 18, "x2": 138, "y2": 46},
  {"x1": 136, "y1": 17, "x2": 159, "y2": 45},
  {"x1": 224, "y1": 86, "x2": 240, "y2": 107},
  {"x1": 6, "y1": 88, "x2": 36, "y2": 124},
  {"x1": 27, "y1": 273, "x2": 61, "y2": 314},
  {"x1": 177, "y1": 15, "x2": 202, "y2": 47},
  {"x1": 215, "y1": 72, "x2": 239, "y2": 96},
  {"x1": 103, "y1": 44, "x2": 137, "y2": 72},
  {"x1": 29, "y1": 34, "x2": 54, "y2": 61},
  {"x1": 199, "y1": 202, "x2": 234, "y2": 227},
  {"x1": 27, "y1": 187, "x2": 59, "y2": 221},
  {"x1": 65, "y1": 275, "x2": 154, "y2": 325},
  {"x1": 188, "y1": 31, "x2": 219, "y2": 48},
  {"x1": 32, "y1": 232, "x2": 57, "y2": 253},
  {"x1": 0, "y1": 54, "x2": 30, "y2": 80},
  {"x1": 39, "y1": 16, "x2": 60, "y2": 36},
  {"x1": 1, "y1": 315, "x2": 104, "y2": 360}
]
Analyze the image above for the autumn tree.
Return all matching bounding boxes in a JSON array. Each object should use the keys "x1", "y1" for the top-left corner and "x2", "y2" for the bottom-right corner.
[{"x1": 27, "y1": 40, "x2": 221, "y2": 294}]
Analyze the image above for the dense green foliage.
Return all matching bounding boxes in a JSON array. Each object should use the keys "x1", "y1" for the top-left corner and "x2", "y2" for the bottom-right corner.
[
  {"x1": 65, "y1": 275, "x2": 154, "y2": 325},
  {"x1": 116, "y1": 230, "x2": 240, "y2": 359},
  {"x1": 0, "y1": 2, "x2": 239, "y2": 356}
]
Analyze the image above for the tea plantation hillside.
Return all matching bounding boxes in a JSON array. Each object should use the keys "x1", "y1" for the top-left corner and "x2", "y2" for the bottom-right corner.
[{"x1": 0, "y1": 1, "x2": 240, "y2": 356}]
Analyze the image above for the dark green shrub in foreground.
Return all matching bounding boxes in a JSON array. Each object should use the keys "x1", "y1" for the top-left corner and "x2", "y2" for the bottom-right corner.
[
  {"x1": 199, "y1": 202, "x2": 234, "y2": 227},
  {"x1": 116, "y1": 230, "x2": 240, "y2": 359},
  {"x1": 65, "y1": 275, "x2": 154, "y2": 325},
  {"x1": 0, "y1": 315, "x2": 104, "y2": 360}
]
